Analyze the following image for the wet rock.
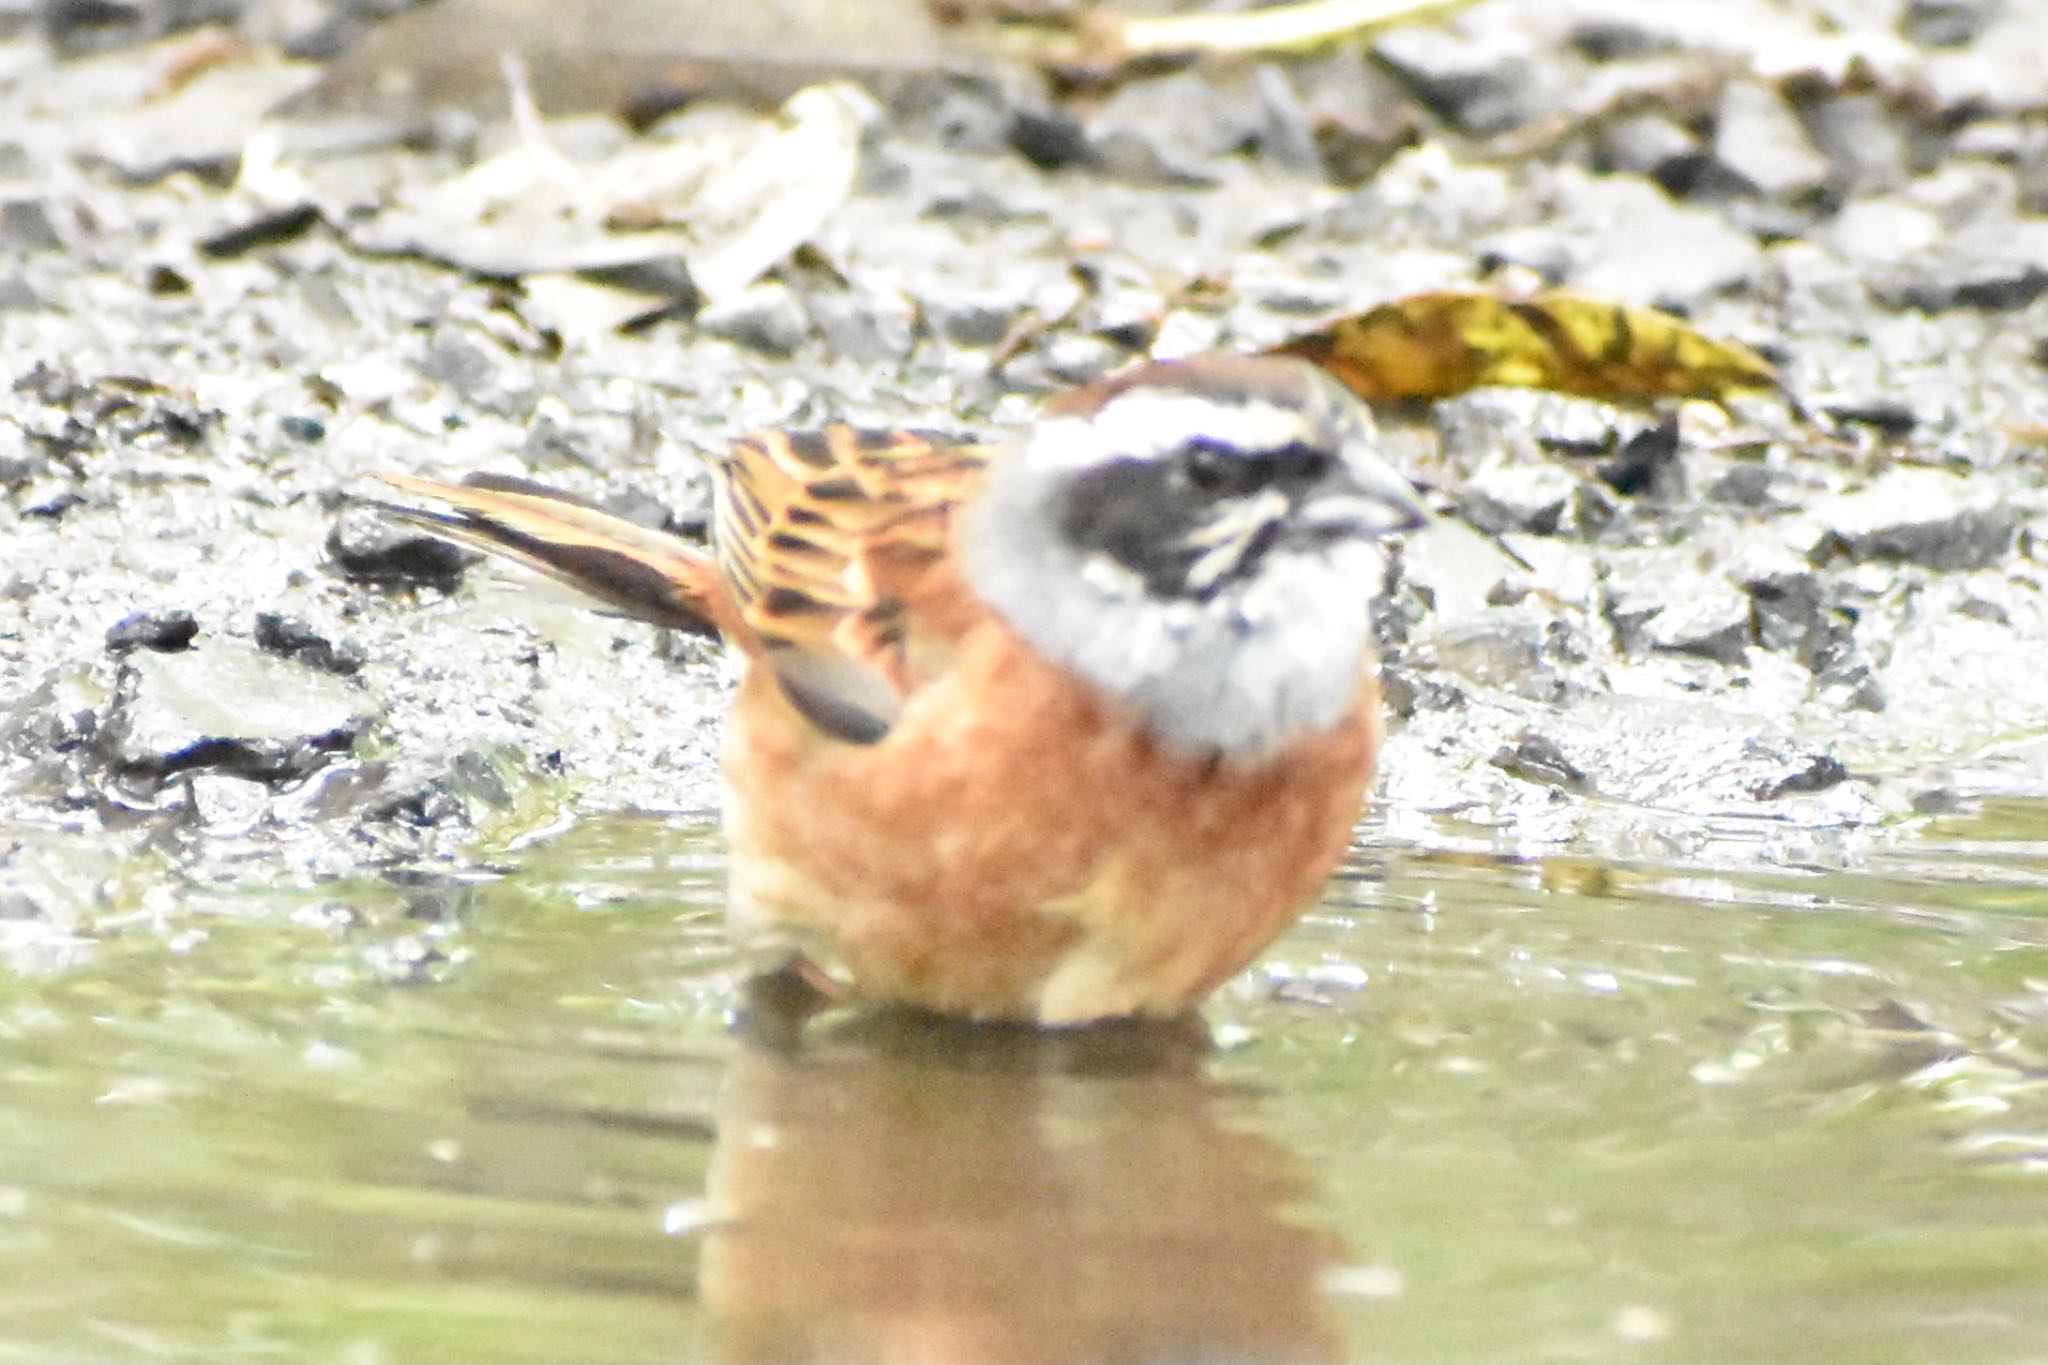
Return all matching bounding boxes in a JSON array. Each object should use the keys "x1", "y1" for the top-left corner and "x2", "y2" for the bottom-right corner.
[
  {"x1": 1596, "y1": 111, "x2": 1701, "y2": 184},
  {"x1": 1373, "y1": 23, "x2": 1545, "y2": 137},
  {"x1": 1458, "y1": 461, "x2": 1614, "y2": 538},
  {"x1": 1871, "y1": 221, "x2": 2048, "y2": 311},
  {"x1": 1490, "y1": 731, "x2": 1591, "y2": 793},
  {"x1": 1604, "y1": 549, "x2": 1755, "y2": 663},
  {"x1": 0, "y1": 198, "x2": 62, "y2": 253},
  {"x1": 1711, "y1": 80, "x2": 1830, "y2": 200},
  {"x1": 1596, "y1": 416, "x2": 1682, "y2": 497},
  {"x1": 1809, "y1": 474, "x2": 2026, "y2": 571},
  {"x1": 1903, "y1": 0, "x2": 2002, "y2": 47},
  {"x1": 1007, "y1": 106, "x2": 1095, "y2": 172},
  {"x1": 1422, "y1": 608, "x2": 1570, "y2": 702},
  {"x1": 1085, "y1": 69, "x2": 1240, "y2": 185},
  {"x1": 1290, "y1": 49, "x2": 1420, "y2": 185},
  {"x1": 327, "y1": 507, "x2": 475, "y2": 588},
  {"x1": 1481, "y1": 173, "x2": 1764, "y2": 309},
  {"x1": 1820, "y1": 401, "x2": 1917, "y2": 436},
  {"x1": 923, "y1": 290, "x2": 1018, "y2": 349},
  {"x1": 198, "y1": 202, "x2": 324, "y2": 259},
  {"x1": 1801, "y1": 93, "x2": 1910, "y2": 198},
  {"x1": 1376, "y1": 663, "x2": 1462, "y2": 721},
  {"x1": 807, "y1": 289, "x2": 919, "y2": 364},
  {"x1": 104, "y1": 609, "x2": 198, "y2": 654},
  {"x1": 0, "y1": 274, "x2": 38, "y2": 313},
  {"x1": 279, "y1": 414, "x2": 326, "y2": 443},
  {"x1": 1821, "y1": 197, "x2": 1942, "y2": 264},
  {"x1": 2, "y1": 668, "x2": 100, "y2": 761},
  {"x1": 1749, "y1": 750, "x2": 1849, "y2": 800},
  {"x1": 699, "y1": 281, "x2": 809, "y2": 356},
  {"x1": 1746, "y1": 571, "x2": 1834, "y2": 660},
  {"x1": 421, "y1": 329, "x2": 540, "y2": 419},
  {"x1": 890, "y1": 72, "x2": 1021, "y2": 158},
  {"x1": 18, "y1": 478, "x2": 84, "y2": 519},
  {"x1": 1709, "y1": 464, "x2": 1780, "y2": 508},
  {"x1": 184, "y1": 771, "x2": 272, "y2": 834},
  {"x1": 99, "y1": 643, "x2": 370, "y2": 784},
  {"x1": 253, "y1": 612, "x2": 367, "y2": 677}
]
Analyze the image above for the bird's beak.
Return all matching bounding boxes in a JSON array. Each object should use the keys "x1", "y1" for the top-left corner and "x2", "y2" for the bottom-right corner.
[{"x1": 1312, "y1": 448, "x2": 1430, "y2": 539}]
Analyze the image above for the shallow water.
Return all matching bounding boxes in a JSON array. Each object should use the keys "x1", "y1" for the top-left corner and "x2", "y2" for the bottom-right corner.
[{"x1": 3, "y1": 799, "x2": 2046, "y2": 1365}]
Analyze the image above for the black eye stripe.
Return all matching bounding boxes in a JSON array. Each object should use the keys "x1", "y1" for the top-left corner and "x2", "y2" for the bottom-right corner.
[{"x1": 1171, "y1": 437, "x2": 1334, "y2": 494}]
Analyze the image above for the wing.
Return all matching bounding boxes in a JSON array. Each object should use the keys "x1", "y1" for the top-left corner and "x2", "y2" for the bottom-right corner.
[
  {"x1": 714, "y1": 425, "x2": 995, "y2": 743},
  {"x1": 374, "y1": 427, "x2": 996, "y2": 747},
  {"x1": 372, "y1": 471, "x2": 734, "y2": 636}
]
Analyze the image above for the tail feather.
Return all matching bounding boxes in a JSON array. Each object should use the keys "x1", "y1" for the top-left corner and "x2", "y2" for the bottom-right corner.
[{"x1": 372, "y1": 472, "x2": 734, "y2": 639}]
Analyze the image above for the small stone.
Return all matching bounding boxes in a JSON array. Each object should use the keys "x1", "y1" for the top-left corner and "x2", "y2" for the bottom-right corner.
[
  {"x1": 198, "y1": 202, "x2": 323, "y2": 258},
  {"x1": 1008, "y1": 106, "x2": 1095, "y2": 172},
  {"x1": 327, "y1": 508, "x2": 474, "y2": 588},
  {"x1": 1712, "y1": 81, "x2": 1830, "y2": 199},
  {"x1": 1596, "y1": 417, "x2": 1682, "y2": 497},
  {"x1": 1596, "y1": 112, "x2": 1701, "y2": 183},
  {"x1": 889, "y1": 72, "x2": 1019, "y2": 157},
  {"x1": 698, "y1": 281, "x2": 809, "y2": 356},
  {"x1": 0, "y1": 275, "x2": 40, "y2": 313},
  {"x1": 145, "y1": 263, "x2": 191, "y2": 295},
  {"x1": 1490, "y1": 732, "x2": 1591, "y2": 793},
  {"x1": 1751, "y1": 752, "x2": 1849, "y2": 800},
  {"x1": 1604, "y1": 551, "x2": 1754, "y2": 663},
  {"x1": 18, "y1": 479, "x2": 82, "y2": 519},
  {"x1": 1374, "y1": 24, "x2": 1544, "y2": 136},
  {"x1": 253, "y1": 612, "x2": 367, "y2": 676},
  {"x1": 421, "y1": 331, "x2": 538, "y2": 419},
  {"x1": 1813, "y1": 507, "x2": 2023, "y2": 572},
  {"x1": 105, "y1": 609, "x2": 199, "y2": 654},
  {"x1": 1903, "y1": 0, "x2": 2001, "y2": 47},
  {"x1": 1459, "y1": 462, "x2": 1607, "y2": 537},
  {"x1": 0, "y1": 199, "x2": 62, "y2": 253},
  {"x1": 1746, "y1": 572, "x2": 1835, "y2": 662},
  {"x1": 1809, "y1": 473, "x2": 2026, "y2": 571},
  {"x1": 1086, "y1": 69, "x2": 1234, "y2": 185},
  {"x1": 279, "y1": 415, "x2": 326, "y2": 443},
  {"x1": 1710, "y1": 465, "x2": 1779, "y2": 508},
  {"x1": 1424, "y1": 608, "x2": 1564, "y2": 702},
  {"x1": 1821, "y1": 401, "x2": 1917, "y2": 436},
  {"x1": 1801, "y1": 93, "x2": 1909, "y2": 198},
  {"x1": 1822, "y1": 197, "x2": 1942, "y2": 264},
  {"x1": 807, "y1": 291, "x2": 919, "y2": 364},
  {"x1": 924, "y1": 292, "x2": 1017, "y2": 349},
  {"x1": 1872, "y1": 221, "x2": 2048, "y2": 311},
  {"x1": 185, "y1": 772, "x2": 271, "y2": 833}
]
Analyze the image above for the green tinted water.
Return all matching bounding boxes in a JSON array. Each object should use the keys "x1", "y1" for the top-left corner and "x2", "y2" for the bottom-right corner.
[{"x1": 2, "y1": 803, "x2": 2045, "y2": 1364}]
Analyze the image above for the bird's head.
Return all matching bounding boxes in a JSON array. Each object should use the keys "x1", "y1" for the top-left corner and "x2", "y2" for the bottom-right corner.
[{"x1": 966, "y1": 354, "x2": 1425, "y2": 760}]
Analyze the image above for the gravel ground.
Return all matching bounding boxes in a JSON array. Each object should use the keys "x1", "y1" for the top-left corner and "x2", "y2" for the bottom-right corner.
[{"x1": 6, "y1": 0, "x2": 2048, "y2": 936}]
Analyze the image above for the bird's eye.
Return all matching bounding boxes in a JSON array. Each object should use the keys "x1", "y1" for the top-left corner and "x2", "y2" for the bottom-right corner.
[
  {"x1": 1179, "y1": 437, "x2": 1237, "y2": 493},
  {"x1": 1174, "y1": 436, "x2": 1334, "y2": 496}
]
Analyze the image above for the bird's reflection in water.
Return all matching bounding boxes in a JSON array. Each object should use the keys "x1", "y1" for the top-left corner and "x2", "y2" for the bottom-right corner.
[{"x1": 702, "y1": 1009, "x2": 1343, "y2": 1365}]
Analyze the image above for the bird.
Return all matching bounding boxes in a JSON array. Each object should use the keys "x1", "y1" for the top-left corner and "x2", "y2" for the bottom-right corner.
[{"x1": 375, "y1": 352, "x2": 1426, "y2": 1025}]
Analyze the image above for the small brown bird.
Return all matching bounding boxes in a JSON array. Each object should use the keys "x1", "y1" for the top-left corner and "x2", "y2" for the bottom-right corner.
[{"x1": 378, "y1": 353, "x2": 1424, "y2": 1024}]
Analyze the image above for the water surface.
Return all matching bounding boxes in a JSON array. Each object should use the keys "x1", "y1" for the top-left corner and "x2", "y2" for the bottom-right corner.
[{"x1": 3, "y1": 800, "x2": 2046, "y2": 1363}]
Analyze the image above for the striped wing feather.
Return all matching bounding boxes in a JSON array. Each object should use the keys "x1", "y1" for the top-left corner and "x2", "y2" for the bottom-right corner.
[
  {"x1": 716, "y1": 426, "x2": 992, "y2": 739},
  {"x1": 376, "y1": 426, "x2": 993, "y2": 746}
]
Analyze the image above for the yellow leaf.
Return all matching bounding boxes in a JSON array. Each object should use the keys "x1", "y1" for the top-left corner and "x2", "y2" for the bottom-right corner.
[{"x1": 1274, "y1": 291, "x2": 1778, "y2": 406}]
